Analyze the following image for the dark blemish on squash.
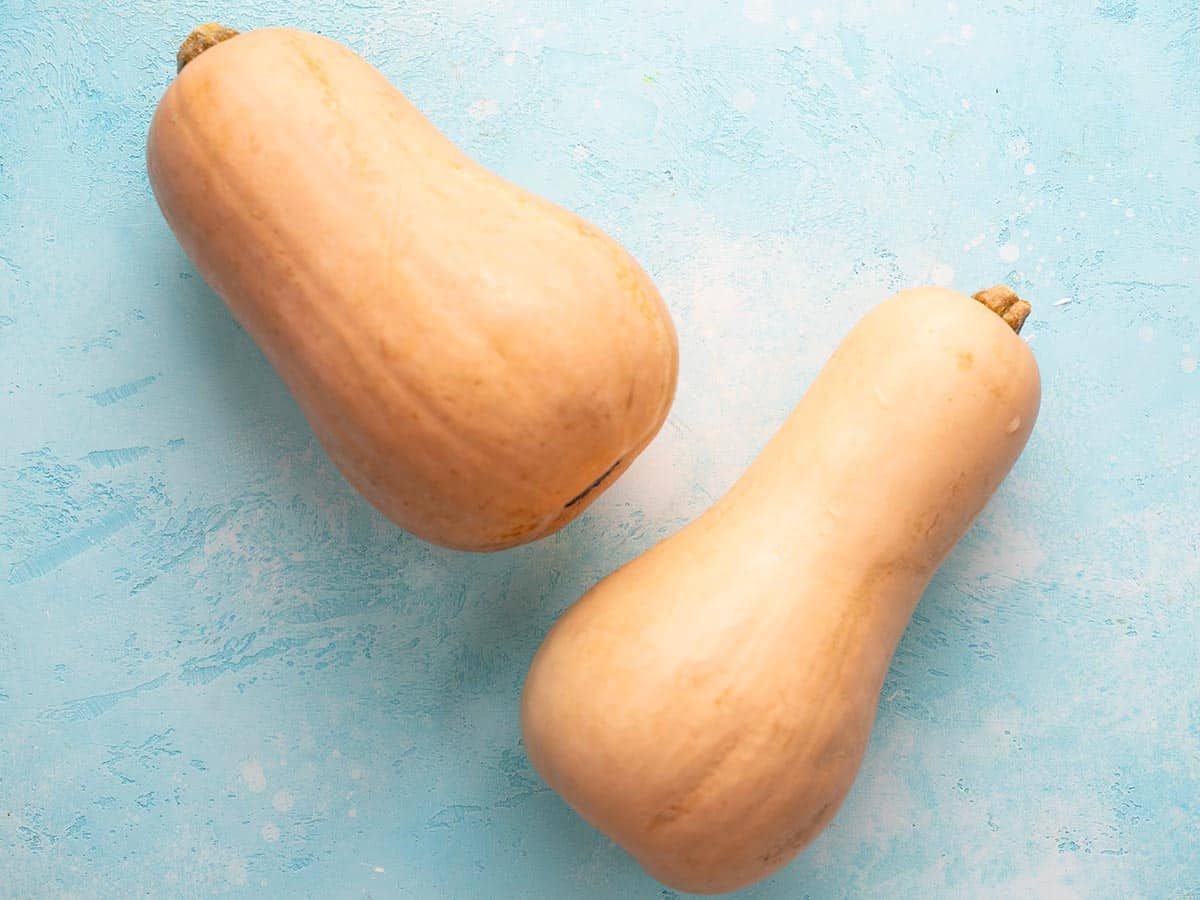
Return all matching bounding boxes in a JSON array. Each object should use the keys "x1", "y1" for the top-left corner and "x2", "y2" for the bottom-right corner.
[
  {"x1": 957, "y1": 351, "x2": 974, "y2": 371},
  {"x1": 564, "y1": 458, "x2": 623, "y2": 509},
  {"x1": 757, "y1": 801, "x2": 834, "y2": 865}
]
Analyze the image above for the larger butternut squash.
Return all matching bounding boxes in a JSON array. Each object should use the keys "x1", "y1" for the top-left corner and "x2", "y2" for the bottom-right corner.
[
  {"x1": 147, "y1": 25, "x2": 678, "y2": 551},
  {"x1": 521, "y1": 286, "x2": 1040, "y2": 893}
]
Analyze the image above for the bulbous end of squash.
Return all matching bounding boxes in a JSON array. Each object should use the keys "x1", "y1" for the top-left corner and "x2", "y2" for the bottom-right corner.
[
  {"x1": 177, "y1": 23, "x2": 240, "y2": 73},
  {"x1": 973, "y1": 285, "x2": 1031, "y2": 333}
]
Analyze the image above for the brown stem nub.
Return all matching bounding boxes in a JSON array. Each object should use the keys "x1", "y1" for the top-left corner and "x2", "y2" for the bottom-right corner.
[
  {"x1": 177, "y1": 23, "x2": 240, "y2": 73},
  {"x1": 972, "y1": 285, "x2": 1031, "y2": 334}
]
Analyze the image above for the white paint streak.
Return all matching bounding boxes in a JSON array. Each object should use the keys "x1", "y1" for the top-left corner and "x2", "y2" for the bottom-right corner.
[
  {"x1": 467, "y1": 98, "x2": 500, "y2": 121},
  {"x1": 743, "y1": 0, "x2": 773, "y2": 23},
  {"x1": 241, "y1": 760, "x2": 267, "y2": 794},
  {"x1": 226, "y1": 859, "x2": 247, "y2": 886},
  {"x1": 930, "y1": 263, "x2": 955, "y2": 286},
  {"x1": 732, "y1": 88, "x2": 757, "y2": 113},
  {"x1": 272, "y1": 790, "x2": 294, "y2": 812}
]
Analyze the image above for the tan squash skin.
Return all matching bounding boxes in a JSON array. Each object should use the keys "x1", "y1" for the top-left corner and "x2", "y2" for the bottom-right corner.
[
  {"x1": 147, "y1": 26, "x2": 678, "y2": 551},
  {"x1": 521, "y1": 287, "x2": 1040, "y2": 893}
]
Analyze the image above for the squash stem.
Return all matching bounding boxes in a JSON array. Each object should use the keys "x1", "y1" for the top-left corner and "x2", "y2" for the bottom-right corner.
[
  {"x1": 972, "y1": 285, "x2": 1031, "y2": 333},
  {"x1": 177, "y1": 23, "x2": 240, "y2": 73}
]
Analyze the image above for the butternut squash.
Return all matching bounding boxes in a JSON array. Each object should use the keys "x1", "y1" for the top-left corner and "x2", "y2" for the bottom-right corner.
[
  {"x1": 147, "y1": 25, "x2": 678, "y2": 551},
  {"x1": 521, "y1": 286, "x2": 1040, "y2": 893}
]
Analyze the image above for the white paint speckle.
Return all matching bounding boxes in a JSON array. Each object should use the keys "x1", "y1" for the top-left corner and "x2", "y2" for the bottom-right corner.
[
  {"x1": 743, "y1": 0, "x2": 773, "y2": 23},
  {"x1": 504, "y1": 36, "x2": 521, "y2": 66},
  {"x1": 347, "y1": 808, "x2": 358, "y2": 819},
  {"x1": 261, "y1": 823, "x2": 280, "y2": 843},
  {"x1": 1007, "y1": 136, "x2": 1031, "y2": 159},
  {"x1": 786, "y1": 16, "x2": 800, "y2": 30},
  {"x1": 930, "y1": 263, "x2": 955, "y2": 286},
  {"x1": 960, "y1": 23, "x2": 975, "y2": 40},
  {"x1": 961, "y1": 98, "x2": 972, "y2": 110},
  {"x1": 226, "y1": 859, "x2": 248, "y2": 886},
  {"x1": 1139, "y1": 326, "x2": 1154, "y2": 342},
  {"x1": 272, "y1": 790, "x2": 294, "y2": 813},
  {"x1": 349, "y1": 767, "x2": 364, "y2": 781},
  {"x1": 1125, "y1": 208, "x2": 1135, "y2": 218},
  {"x1": 999, "y1": 243, "x2": 1020, "y2": 263},
  {"x1": 1054, "y1": 297, "x2": 1073, "y2": 306},
  {"x1": 374, "y1": 867, "x2": 386, "y2": 874},
  {"x1": 1024, "y1": 163, "x2": 1037, "y2": 176},
  {"x1": 572, "y1": 144, "x2": 589, "y2": 162},
  {"x1": 732, "y1": 88, "x2": 757, "y2": 112},
  {"x1": 1183, "y1": 358, "x2": 1197, "y2": 374},
  {"x1": 241, "y1": 760, "x2": 267, "y2": 794},
  {"x1": 467, "y1": 98, "x2": 500, "y2": 121}
]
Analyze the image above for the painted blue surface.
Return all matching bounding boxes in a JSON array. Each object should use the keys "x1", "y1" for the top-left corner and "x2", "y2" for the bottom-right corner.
[{"x1": 2, "y1": 0, "x2": 1198, "y2": 896}]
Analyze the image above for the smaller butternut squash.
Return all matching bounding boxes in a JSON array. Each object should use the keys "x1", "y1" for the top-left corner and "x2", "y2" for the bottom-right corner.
[{"x1": 521, "y1": 286, "x2": 1040, "y2": 894}]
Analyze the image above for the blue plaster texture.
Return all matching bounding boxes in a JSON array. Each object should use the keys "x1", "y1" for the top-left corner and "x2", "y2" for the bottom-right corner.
[{"x1": 1, "y1": 1, "x2": 1198, "y2": 896}]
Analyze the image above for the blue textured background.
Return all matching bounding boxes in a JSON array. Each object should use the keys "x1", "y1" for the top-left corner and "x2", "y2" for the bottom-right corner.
[{"x1": 2, "y1": 1, "x2": 1198, "y2": 896}]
